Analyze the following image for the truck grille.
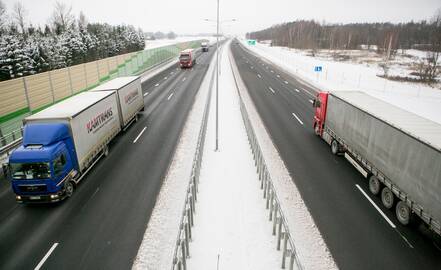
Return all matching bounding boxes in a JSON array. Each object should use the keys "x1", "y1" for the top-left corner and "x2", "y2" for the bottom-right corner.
[{"x1": 18, "y1": 185, "x2": 47, "y2": 193}]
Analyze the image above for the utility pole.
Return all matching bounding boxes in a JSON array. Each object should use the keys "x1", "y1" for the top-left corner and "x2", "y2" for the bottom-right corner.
[{"x1": 215, "y1": 0, "x2": 219, "y2": 151}]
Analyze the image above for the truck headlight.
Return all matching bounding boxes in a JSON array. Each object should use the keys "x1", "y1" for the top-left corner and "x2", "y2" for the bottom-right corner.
[
  {"x1": 50, "y1": 194, "x2": 59, "y2": 199},
  {"x1": 16, "y1": 195, "x2": 22, "y2": 200}
]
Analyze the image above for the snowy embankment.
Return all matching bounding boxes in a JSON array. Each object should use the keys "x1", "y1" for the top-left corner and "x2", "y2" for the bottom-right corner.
[
  {"x1": 240, "y1": 39, "x2": 441, "y2": 125},
  {"x1": 229, "y1": 45, "x2": 337, "y2": 270},
  {"x1": 132, "y1": 43, "x2": 217, "y2": 270},
  {"x1": 187, "y1": 41, "x2": 280, "y2": 269}
]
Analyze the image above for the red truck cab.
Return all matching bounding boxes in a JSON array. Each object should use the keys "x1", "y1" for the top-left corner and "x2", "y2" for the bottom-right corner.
[
  {"x1": 312, "y1": 91, "x2": 329, "y2": 136},
  {"x1": 179, "y1": 49, "x2": 196, "y2": 68}
]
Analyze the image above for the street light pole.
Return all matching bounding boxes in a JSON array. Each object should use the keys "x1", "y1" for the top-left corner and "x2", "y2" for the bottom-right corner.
[{"x1": 215, "y1": 0, "x2": 219, "y2": 151}]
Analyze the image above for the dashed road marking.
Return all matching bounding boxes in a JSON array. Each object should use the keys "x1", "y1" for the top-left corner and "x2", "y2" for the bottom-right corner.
[
  {"x1": 257, "y1": 74, "x2": 262, "y2": 78},
  {"x1": 167, "y1": 92, "x2": 174, "y2": 100},
  {"x1": 182, "y1": 77, "x2": 186, "y2": 82},
  {"x1": 355, "y1": 184, "x2": 396, "y2": 228},
  {"x1": 284, "y1": 81, "x2": 289, "y2": 84},
  {"x1": 292, "y1": 113, "x2": 304, "y2": 125},
  {"x1": 268, "y1": 87, "x2": 275, "y2": 94},
  {"x1": 155, "y1": 83, "x2": 159, "y2": 87},
  {"x1": 143, "y1": 92, "x2": 149, "y2": 97},
  {"x1": 309, "y1": 99, "x2": 314, "y2": 104},
  {"x1": 277, "y1": 74, "x2": 280, "y2": 78},
  {"x1": 34, "y1": 243, "x2": 58, "y2": 270},
  {"x1": 133, "y1": 127, "x2": 147, "y2": 144},
  {"x1": 295, "y1": 88, "x2": 300, "y2": 93}
]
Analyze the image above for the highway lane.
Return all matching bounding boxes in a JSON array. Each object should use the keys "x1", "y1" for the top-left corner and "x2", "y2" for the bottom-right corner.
[
  {"x1": 230, "y1": 41, "x2": 441, "y2": 270},
  {"x1": 0, "y1": 46, "x2": 217, "y2": 270}
]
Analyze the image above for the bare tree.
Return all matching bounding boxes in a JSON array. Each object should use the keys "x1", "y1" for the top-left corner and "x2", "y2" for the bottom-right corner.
[
  {"x1": 78, "y1": 11, "x2": 88, "y2": 30},
  {"x1": 51, "y1": 1, "x2": 74, "y2": 32},
  {"x1": 379, "y1": 62, "x2": 390, "y2": 78},
  {"x1": 0, "y1": 0, "x2": 6, "y2": 29},
  {"x1": 12, "y1": 1, "x2": 27, "y2": 36}
]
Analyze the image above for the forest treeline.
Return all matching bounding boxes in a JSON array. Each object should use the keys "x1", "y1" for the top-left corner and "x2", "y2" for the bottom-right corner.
[
  {"x1": 247, "y1": 10, "x2": 441, "y2": 53},
  {"x1": 0, "y1": 1, "x2": 145, "y2": 81}
]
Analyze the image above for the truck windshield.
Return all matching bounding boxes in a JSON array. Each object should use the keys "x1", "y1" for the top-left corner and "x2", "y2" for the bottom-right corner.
[
  {"x1": 10, "y1": 162, "x2": 51, "y2": 180},
  {"x1": 180, "y1": 54, "x2": 190, "y2": 61}
]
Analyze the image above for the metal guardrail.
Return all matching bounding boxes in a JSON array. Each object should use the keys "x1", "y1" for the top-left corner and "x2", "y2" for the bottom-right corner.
[
  {"x1": 229, "y1": 49, "x2": 304, "y2": 270},
  {"x1": 171, "y1": 53, "x2": 215, "y2": 270}
]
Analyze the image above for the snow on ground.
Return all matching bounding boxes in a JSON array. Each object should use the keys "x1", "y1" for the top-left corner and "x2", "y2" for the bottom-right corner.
[
  {"x1": 187, "y1": 41, "x2": 281, "y2": 270},
  {"x1": 240, "y1": 39, "x2": 441, "y2": 125},
  {"x1": 132, "y1": 43, "x2": 217, "y2": 270},
  {"x1": 144, "y1": 36, "x2": 217, "y2": 50},
  {"x1": 229, "y1": 45, "x2": 338, "y2": 270}
]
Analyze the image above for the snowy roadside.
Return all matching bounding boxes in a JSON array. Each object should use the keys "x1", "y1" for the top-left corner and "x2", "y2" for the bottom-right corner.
[
  {"x1": 186, "y1": 40, "x2": 281, "y2": 270},
  {"x1": 132, "y1": 45, "x2": 217, "y2": 270},
  {"x1": 240, "y1": 39, "x2": 441, "y2": 125},
  {"x1": 229, "y1": 45, "x2": 338, "y2": 270}
]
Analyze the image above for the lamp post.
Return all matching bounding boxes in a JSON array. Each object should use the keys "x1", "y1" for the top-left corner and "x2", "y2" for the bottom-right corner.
[{"x1": 204, "y1": 14, "x2": 235, "y2": 152}]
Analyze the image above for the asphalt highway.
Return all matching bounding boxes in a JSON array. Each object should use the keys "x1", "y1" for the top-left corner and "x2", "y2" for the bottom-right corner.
[
  {"x1": 0, "y1": 45, "x2": 217, "y2": 270},
  {"x1": 230, "y1": 41, "x2": 441, "y2": 270}
]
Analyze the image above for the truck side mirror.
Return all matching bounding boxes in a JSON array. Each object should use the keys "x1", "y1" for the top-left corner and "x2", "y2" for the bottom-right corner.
[{"x1": 313, "y1": 99, "x2": 321, "y2": 108}]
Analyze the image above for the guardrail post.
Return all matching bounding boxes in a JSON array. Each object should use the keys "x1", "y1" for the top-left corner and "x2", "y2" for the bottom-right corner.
[
  {"x1": 180, "y1": 240, "x2": 187, "y2": 270},
  {"x1": 187, "y1": 206, "x2": 192, "y2": 239},
  {"x1": 289, "y1": 249, "x2": 296, "y2": 270},
  {"x1": 184, "y1": 219, "x2": 190, "y2": 257},
  {"x1": 282, "y1": 232, "x2": 288, "y2": 269},
  {"x1": 272, "y1": 203, "x2": 278, "y2": 235},
  {"x1": 277, "y1": 217, "x2": 283, "y2": 250},
  {"x1": 269, "y1": 190, "x2": 274, "y2": 221}
]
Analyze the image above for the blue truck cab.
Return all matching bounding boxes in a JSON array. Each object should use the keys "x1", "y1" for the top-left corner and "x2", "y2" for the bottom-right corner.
[{"x1": 9, "y1": 123, "x2": 78, "y2": 203}]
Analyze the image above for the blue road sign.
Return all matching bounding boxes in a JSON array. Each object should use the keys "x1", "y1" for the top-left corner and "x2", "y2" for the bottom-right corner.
[{"x1": 314, "y1": 66, "x2": 322, "y2": 72}]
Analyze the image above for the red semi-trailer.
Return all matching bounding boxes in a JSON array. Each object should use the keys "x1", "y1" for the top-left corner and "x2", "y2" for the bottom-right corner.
[
  {"x1": 179, "y1": 49, "x2": 196, "y2": 68},
  {"x1": 313, "y1": 91, "x2": 441, "y2": 236}
]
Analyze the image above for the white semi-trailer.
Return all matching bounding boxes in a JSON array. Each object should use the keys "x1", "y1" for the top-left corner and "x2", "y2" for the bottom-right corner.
[
  {"x1": 9, "y1": 91, "x2": 121, "y2": 202},
  {"x1": 91, "y1": 76, "x2": 144, "y2": 129},
  {"x1": 313, "y1": 91, "x2": 441, "y2": 236}
]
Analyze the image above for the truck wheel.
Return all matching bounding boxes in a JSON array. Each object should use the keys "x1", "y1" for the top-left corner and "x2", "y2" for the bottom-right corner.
[
  {"x1": 103, "y1": 145, "x2": 109, "y2": 157},
  {"x1": 65, "y1": 181, "x2": 74, "y2": 197},
  {"x1": 314, "y1": 124, "x2": 321, "y2": 136},
  {"x1": 381, "y1": 187, "x2": 394, "y2": 209},
  {"x1": 368, "y1": 175, "x2": 381, "y2": 195},
  {"x1": 396, "y1": 201, "x2": 411, "y2": 225},
  {"x1": 331, "y1": 140, "x2": 339, "y2": 155}
]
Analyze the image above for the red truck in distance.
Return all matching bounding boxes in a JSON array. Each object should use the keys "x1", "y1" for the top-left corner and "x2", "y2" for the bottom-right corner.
[
  {"x1": 179, "y1": 49, "x2": 196, "y2": 68},
  {"x1": 313, "y1": 91, "x2": 441, "y2": 237}
]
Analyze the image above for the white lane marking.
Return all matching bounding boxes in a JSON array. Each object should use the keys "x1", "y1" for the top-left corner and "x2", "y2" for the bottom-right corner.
[
  {"x1": 309, "y1": 99, "x2": 314, "y2": 104},
  {"x1": 284, "y1": 81, "x2": 289, "y2": 84},
  {"x1": 143, "y1": 92, "x2": 149, "y2": 97},
  {"x1": 356, "y1": 184, "x2": 396, "y2": 228},
  {"x1": 295, "y1": 88, "x2": 300, "y2": 93},
  {"x1": 251, "y1": 66, "x2": 254, "y2": 69},
  {"x1": 170, "y1": 71, "x2": 174, "y2": 75},
  {"x1": 133, "y1": 126, "x2": 147, "y2": 144},
  {"x1": 277, "y1": 74, "x2": 280, "y2": 78},
  {"x1": 167, "y1": 93, "x2": 174, "y2": 100},
  {"x1": 271, "y1": 70, "x2": 274, "y2": 73},
  {"x1": 35, "y1": 243, "x2": 58, "y2": 270},
  {"x1": 182, "y1": 77, "x2": 186, "y2": 82},
  {"x1": 268, "y1": 87, "x2": 275, "y2": 94},
  {"x1": 155, "y1": 83, "x2": 159, "y2": 87},
  {"x1": 291, "y1": 113, "x2": 304, "y2": 125},
  {"x1": 257, "y1": 74, "x2": 262, "y2": 78},
  {"x1": 164, "y1": 76, "x2": 168, "y2": 80}
]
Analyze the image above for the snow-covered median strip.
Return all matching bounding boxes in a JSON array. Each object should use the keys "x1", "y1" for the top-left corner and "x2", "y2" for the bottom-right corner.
[
  {"x1": 132, "y1": 46, "x2": 217, "y2": 270},
  {"x1": 187, "y1": 40, "x2": 281, "y2": 270},
  {"x1": 229, "y1": 45, "x2": 338, "y2": 270}
]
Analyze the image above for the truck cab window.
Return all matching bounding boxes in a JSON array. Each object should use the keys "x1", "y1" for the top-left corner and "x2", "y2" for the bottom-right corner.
[{"x1": 54, "y1": 154, "x2": 66, "y2": 177}]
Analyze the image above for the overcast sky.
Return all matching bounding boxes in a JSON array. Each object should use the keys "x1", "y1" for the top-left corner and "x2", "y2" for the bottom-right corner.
[{"x1": 2, "y1": 0, "x2": 440, "y2": 35}]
